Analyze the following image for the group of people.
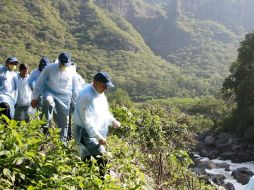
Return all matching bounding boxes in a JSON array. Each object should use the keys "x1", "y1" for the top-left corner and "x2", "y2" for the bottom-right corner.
[{"x1": 0, "y1": 52, "x2": 121, "y2": 178}]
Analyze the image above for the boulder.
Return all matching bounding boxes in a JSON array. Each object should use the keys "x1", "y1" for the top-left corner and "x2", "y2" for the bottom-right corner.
[
  {"x1": 197, "y1": 160, "x2": 216, "y2": 169},
  {"x1": 243, "y1": 126, "x2": 254, "y2": 141},
  {"x1": 220, "y1": 151, "x2": 235, "y2": 160},
  {"x1": 231, "y1": 167, "x2": 254, "y2": 185},
  {"x1": 231, "y1": 145, "x2": 241, "y2": 152},
  {"x1": 204, "y1": 135, "x2": 215, "y2": 146},
  {"x1": 224, "y1": 182, "x2": 235, "y2": 190},
  {"x1": 215, "y1": 162, "x2": 230, "y2": 171},
  {"x1": 216, "y1": 143, "x2": 232, "y2": 152},
  {"x1": 191, "y1": 167, "x2": 206, "y2": 175},
  {"x1": 215, "y1": 133, "x2": 229, "y2": 142},
  {"x1": 208, "y1": 174, "x2": 226, "y2": 186},
  {"x1": 236, "y1": 151, "x2": 251, "y2": 162},
  {"x1": 207, "y1": 149, "x2": 219, "y2": 159}
]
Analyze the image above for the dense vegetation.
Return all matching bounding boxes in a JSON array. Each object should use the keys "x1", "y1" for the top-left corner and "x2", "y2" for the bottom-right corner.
[
  {"x1": 0, "y1": 96, "x2": 215, "y2": 189},
  {"x1": 1, "y1": 0, "x2": 252, "y2": 98},
  {"x1": 94, "y1": 0, "x2": 254, "y2": 96},
  {"x1": 222, "y1": 31, "x2": 254, "y2": 132}
]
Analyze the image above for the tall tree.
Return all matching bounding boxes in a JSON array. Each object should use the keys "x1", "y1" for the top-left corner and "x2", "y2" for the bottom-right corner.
[{"x1": 222, "y1": 32, "x2": 254, "y2": 130}]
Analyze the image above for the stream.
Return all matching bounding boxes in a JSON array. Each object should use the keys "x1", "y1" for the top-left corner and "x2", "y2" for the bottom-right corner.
[{"x1": 200, "y1": 157, "x2": 254, "y2": 190}]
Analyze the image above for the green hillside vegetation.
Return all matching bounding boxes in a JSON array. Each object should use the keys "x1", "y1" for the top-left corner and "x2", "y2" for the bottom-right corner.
[
  {"x1": 0, "y1": 0, "x2": 230, "y2": 99},
  {"x1": 0, "y1": 100, "x2": 215, "y2": 189},
  {"x1": 222, "y1": 31, "x2": 254, "y2": 132},
  {"x1": 95, "y1": 0, "x2": 247, "y2": 95}
]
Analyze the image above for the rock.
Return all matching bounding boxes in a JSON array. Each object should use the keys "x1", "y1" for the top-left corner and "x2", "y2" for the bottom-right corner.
[
  {"x1": 195, "y1": 141, "x2": 206, "y2": 152},
  {"x1": 191, "y1": 167, "x2": 206, "y2": 175},
  {"x1": 215, "y1": 162, "x2": 230, "y2": 171},
  {"x1": 207, "y1": 149, "x2": 219, "y2": 159},
  {"x1": 197, "y1": 160, "x2": 216, "y2": 169},
  {"x1": 214, "y1": 139, "x2": 226, "y2": 148},
  {"x1": 204, "y1": 135, "x2": 215, "y2": 146},
  {"x1": 231, "y1": 145, "x2": 241, "y2": 152},
  {"x1": 215, "y1": 133, "x2": 229, "y2": 142},
  {"x1": 208, "y1": 174, "x2": 226, "y2": 186},
  {"x1": 231, "y1": 167, "x2": 254, "y2": 185},
  {"x1": 243, "y1": 126, "x2": 254, "y2": 141},
  {"x1": 220, "y1": 151, "x2": 235, "y2": 160},
  {"x1": 216, "y1": 143, "x2": 232, "y2": 152},
  {"x1": 224, "y1": 182, "x2": 235, "y2": 190},
  {"x1": 199, "y1": 149, "x2": 209, "y2": 157},
  {"x1": 236, "y1": 151, "x2": 251, "y2": 162}
]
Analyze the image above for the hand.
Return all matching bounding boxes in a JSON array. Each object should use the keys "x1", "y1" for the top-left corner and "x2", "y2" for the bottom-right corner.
[
  {"x1": 112, "y1": 120, "x2": 121, "y2": 128},
  {"x1": 31, "y1": 99, "x2": 38, "y2": 108},
  {"x1": 98, "y1": 139, "x2": 107, "y2": 146}
]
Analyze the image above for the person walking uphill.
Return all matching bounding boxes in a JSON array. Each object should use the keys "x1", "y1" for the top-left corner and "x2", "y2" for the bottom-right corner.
[
  {"x1": 31, "y1": 52, "x2": 79, "y2": 143},
  {"x1": 73, "y1": 71, "x2": 121, "y2": 178},
  {"x1": 0, "y1": 57, "x2": 19, "y2": 120}
]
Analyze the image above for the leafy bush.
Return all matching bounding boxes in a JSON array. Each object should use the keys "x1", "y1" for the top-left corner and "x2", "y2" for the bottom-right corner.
[{"x1": 0, "y1": 115, "x2": 146, "y2": 189}]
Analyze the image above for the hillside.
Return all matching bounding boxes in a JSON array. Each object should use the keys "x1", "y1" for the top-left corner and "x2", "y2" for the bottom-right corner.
[
  {"x1": 0, "y1": 0, "x2": 218, "y2": 99},
  {"x1": 1, "y1": 0, "x2": 253, "y2": 99},
  {"x1": 94, "y1": 0, "x2": 254, "y2": 95}
]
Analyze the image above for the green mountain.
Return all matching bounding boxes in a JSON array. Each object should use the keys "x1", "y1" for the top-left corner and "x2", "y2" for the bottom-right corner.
[
  {"x1": 94, "y1": 0, "x2": 254, "y2": 96},
  {"x1": 1, "y1": 0, "x2": 253, "y2": 99}
]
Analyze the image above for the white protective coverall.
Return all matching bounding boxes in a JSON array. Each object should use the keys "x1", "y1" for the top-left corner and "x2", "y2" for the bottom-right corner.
[
  {"x1": 0, "y1": 66, "x2": 18, "y2": 118},
  {"x1": 73, "y1": 84, "x2": 116, "y2": 158},
  {"x1": 32, "y1": 63, "x2": 79, "y2": 142},
  {"x1": 14, "y1": 74, "x2": 32, "y2": 120}
]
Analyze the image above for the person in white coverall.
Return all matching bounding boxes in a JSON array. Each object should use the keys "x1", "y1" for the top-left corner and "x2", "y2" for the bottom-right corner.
[
  {"x1": 68, "y1": 63, "x2": 86, "y2": 140},
  {"x1": 73, "y1": 71, "x2": 121, "y2": 178},
  {"x1": 0, "y1": 57, "x2": 19, "y2": 120},
  {"x1": 31, "y1": 52, "x2": 79, "y2": 143},
  {"x1": 14, "y1": 64, "x2": 32, "y2": 121}
]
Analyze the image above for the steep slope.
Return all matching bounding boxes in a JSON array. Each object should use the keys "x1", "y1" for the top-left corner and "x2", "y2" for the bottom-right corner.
[
  {"x1": 94, "y1": 0, "x2": 254, "y2": 94},
  {"x1": 0, "y1": 0, "x2": 210, "y2": 99}
]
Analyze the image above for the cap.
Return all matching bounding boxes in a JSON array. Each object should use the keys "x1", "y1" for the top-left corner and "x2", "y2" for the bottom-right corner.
[
  {"x1": 58, "y1": 52, "x2": 73, "y2": 66},
  {"x1": 6, "y1": 57, "x2": 19, "y2": 65},
  {"x1": 93, "y1": 71, "x2": 114, "y2": 88},
  {"x1": 39, "y1": 57, "x2": 50, "y2": 66}
]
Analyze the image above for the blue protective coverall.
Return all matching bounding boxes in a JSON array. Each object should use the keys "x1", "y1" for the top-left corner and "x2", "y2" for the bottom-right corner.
[
  {"x1": 0, "y1": 66, "x2": 18, "y2": 118},
  {"x1": 28, "y1": 69, "x2": 41, "y2": 90}
]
